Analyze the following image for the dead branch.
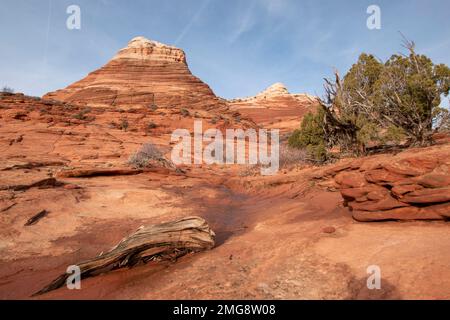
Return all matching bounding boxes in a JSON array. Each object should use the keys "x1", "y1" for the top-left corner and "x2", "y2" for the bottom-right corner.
[{"x1": 33, "y1": 216, "x2": 215, "y2": 296}]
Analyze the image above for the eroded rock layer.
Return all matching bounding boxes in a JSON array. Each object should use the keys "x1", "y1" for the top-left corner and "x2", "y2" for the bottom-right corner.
[
  {"x1": 318, "y1": 150, "x2": 450, "y2": 222},
  {"x1": 1, "y1": 90, "x2": 450, "y2": 299},
  {"x1": 228, "y1": 83, "x2": 318, "y2": 133},
  {"x1": 44, "y1": 37, "x2": 226, "y2": 110}
]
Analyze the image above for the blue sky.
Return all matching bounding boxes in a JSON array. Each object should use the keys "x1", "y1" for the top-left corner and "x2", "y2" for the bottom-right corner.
[{"x1": 1, "y1": 0, "x2": 450, "y2": 104}]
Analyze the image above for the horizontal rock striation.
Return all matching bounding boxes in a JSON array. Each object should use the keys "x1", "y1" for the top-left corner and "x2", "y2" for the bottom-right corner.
[
  {"x1": 229, "y1": 82, "x2": 317, "y2": 109},
  {"x1": 44, "y1": 37, "x2": 226, "y2": 110},
  {"x1": 227, "y1": 83, "x2": 318, "y2": 132},
  {"x1": 319, "y1": 153, "x2": 450, "y2": 222}
]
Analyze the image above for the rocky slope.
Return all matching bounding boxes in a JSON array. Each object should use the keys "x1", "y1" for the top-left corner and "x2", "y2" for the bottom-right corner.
[
  {"x1": 1, "y1": 91, "x2": 449, "y2": 299},
  {"x1": 44, "y1": 37, "x2": 226, "y2": 111},
  {"x1": 314, "y1": 143, "x2": 450, "y2": 222},
  {"x1": 1, "y1": 32, "x2": 450, "y2": 299},
  {"x1": 228, "y1": 83, "x2": 318, "y2": 134}
]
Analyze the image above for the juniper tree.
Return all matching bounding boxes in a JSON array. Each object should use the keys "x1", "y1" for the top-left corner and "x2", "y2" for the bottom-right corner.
[{"x1": 289, "y1": 39, "x2": 450, "y2": 158}]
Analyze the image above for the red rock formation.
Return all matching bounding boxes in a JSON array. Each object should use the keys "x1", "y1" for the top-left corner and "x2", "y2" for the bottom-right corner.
[
  {"x1": 228, "y1": 83, "x2": 318, "y2": 133},
  {"x1": 44, "y1": 37, "x2": 226, "y2": 110},
  {"x1": 2, "y1": 90, "x2": 450, "y2": 299},
  {"x1": 322, "y1": 152, "x2": 450, "y2": 222}
]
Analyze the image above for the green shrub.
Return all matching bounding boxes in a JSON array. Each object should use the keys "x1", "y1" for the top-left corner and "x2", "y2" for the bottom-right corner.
[
  {"x1": 288, "y1": 108, "x2": 328, "y2": 162},
  {"x1": 72, "y1": 107, "x2": 92, "y2": 121},
  {"x1": 291, "y1": 39, "x2": 450, "y2": 160}
]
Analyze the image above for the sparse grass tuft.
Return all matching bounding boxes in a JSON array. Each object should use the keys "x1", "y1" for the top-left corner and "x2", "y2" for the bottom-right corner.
[{"x1": 72, "y1": 107, "x2": 92, "y2": 121}]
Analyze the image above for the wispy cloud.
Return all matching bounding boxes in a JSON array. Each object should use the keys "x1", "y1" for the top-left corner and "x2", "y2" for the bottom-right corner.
[
  {"x1": 43, "y1": 0, "x2": 53, "y2": 79},
  {"x1": 1, "y1": 0, "x2": 449, "y2": 99},
  {"x1": 174, "y1": 0, "x2": 210, "y2": 46},
  {"x1": 228, "y1": 0, "x2": 257, "y2": 44},
  {"x1": 259, "y1": 0, "x2": 290, "y2": 16}
]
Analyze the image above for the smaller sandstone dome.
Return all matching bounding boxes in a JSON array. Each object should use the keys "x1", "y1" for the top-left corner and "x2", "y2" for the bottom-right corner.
[
  {"x1": 228, "y1": 82, "x2": 316, "y2": 103},
  {"x1": 257, "y1": 82, "x2": 290, "y2": 98}
]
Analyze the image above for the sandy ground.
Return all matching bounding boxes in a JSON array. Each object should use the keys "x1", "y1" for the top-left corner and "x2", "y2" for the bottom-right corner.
[{"x1": 0, "y1": 94, "x2": 449, "y2": 299}]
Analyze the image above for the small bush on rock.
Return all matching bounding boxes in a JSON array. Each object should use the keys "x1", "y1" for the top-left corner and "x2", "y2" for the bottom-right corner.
[
  {"x1": 279, "y1": 145, "x2": 308, "y2": 168},
  {"x1": 128, "y1": 143, "x2": 175, "y2": 170}
]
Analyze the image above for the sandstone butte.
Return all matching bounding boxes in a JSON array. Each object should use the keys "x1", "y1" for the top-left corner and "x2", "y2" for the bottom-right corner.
[
  {"x1": 44, "y1": 36, "x2": 227, "y2": 111},
  {"x1": 0, "y1": 36, "x2": 449, "y2": 300}
]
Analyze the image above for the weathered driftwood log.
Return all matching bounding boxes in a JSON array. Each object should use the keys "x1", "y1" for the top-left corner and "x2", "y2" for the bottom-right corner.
[{"x1": 34, "y1": 216, "x2": 215, "y2": 296}]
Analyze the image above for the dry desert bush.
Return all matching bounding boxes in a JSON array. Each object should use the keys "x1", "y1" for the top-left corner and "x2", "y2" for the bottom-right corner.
[
  {"x1": 279, "y1": 145, "x2": 308, "y2": 169},
  {"x1": 128, "y1": 142, "x2": 175, "y2": 169}
]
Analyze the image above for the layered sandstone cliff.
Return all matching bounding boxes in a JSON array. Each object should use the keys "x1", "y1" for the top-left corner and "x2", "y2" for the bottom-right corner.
[
  {"x1": 228, "y1": 83, "x2": 318, "y2": 133},
  {"x1": 44, "y1": 37, "x2": 225, "y2": 110}
]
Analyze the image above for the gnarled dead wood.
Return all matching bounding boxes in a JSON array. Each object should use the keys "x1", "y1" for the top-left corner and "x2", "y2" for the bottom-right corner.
[{"x1": 34, "y1": 216, "x2": 215, "y2": 296}]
